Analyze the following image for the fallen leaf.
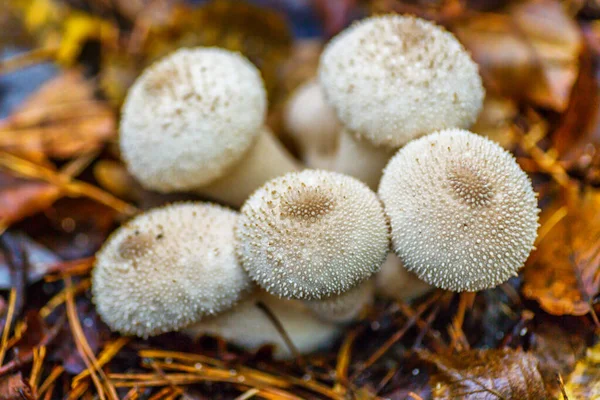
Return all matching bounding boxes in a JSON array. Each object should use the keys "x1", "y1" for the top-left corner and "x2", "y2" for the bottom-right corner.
[
  {"x1": 0, "y1": 172, "x2": 61, "y2": 229},
  {"x1": 0, "y1": 373, "x2": 34, "y2": 400},
  {"x1": 523, "y1": 189, "x2": 600, "y2": 316},
  {"x1": 0, "y1": 231, "x2": 61, "y2": 288},
  {"x1": 0, "y1": 70, "x2": 116, "y2": 160},
  {"x1": 564, "y1": 340, "x2": 600, "y2": 399},
  {"x1": 417, "y1": 348, "x2": 550, "y2": 399},
  {"x1": 454, "y1": 0, "x2": 583, "y2": 111},
  {"x1": 529, "y1": 320, "x2": 590, "y2": 395}
]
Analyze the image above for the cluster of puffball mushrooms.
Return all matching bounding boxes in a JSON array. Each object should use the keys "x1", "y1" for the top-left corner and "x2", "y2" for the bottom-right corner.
[{"x1": 92, "y1": 15, "x2": 540, "y2": 359}]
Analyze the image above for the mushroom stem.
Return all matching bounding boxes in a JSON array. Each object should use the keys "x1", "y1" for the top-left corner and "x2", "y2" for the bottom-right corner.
[
  {"x1": 375, "y1": 253, "x2": 433, "y2": 301},
  {"x1": 333, "y1": 130, "x2": 394, "y2": 190},
  {"x1": 199, "y1": 127, "x2": 300, "y2": 207}
]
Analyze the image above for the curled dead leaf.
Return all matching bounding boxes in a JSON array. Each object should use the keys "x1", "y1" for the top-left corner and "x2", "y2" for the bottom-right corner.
[
  {"x1": 0, "y1": 70, "x2": 116, "y2": 160},
  {"x1": 417, "y1": 348, "x2": 549, "y2": 399},
  {"x1": 454, "y1": 0, "x2": 582, "y2": 111},
  {"x1": 523, "y1": 189, "x2": 600, "y2": 317}
]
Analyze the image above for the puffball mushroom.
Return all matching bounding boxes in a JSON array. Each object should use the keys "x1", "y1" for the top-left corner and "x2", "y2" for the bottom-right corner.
[
  {"x1": 304, "y1": 280, "x2": 375, "y2": 324},
  {"x1": 379, "y1": 129, "x2": 539, "y2": 292},
  {"x1": 283, "y1": 79, "x2": 341, "y2": 169},
  {"x1": 120, "y1": 47, "x2": 298, "y2": 207},
  {"x1": 236, "y1": 170, "x2": 389, "y2": 300},
  {"x1": 319, "y1": 15, "x2": 484, "y2": 189},
  {"x1": 92, "y1": 202, "x2": 251, "y2": 338},
  {"x1": 183, "y1": 293, "x2": 342, "y2": 360}
]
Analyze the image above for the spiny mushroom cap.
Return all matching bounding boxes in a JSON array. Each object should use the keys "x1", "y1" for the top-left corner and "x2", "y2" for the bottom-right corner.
[
  {"x1": 183, "y1": 293, "x2": 342, "y2": 360},
  {"x1": 319, "y1": 15, "x2": 484, "y2": 148},
  {"x1": 92, "y1": 202, "x2": 251, "y2": 338},
  {"x1": 379, "y1": 129, "x2": 539, "y2": 292},
  {"x1": 304, "y1": 279, "x2": 374, "y2": 323},
  {"x1": 120, "y1": 47, "x2": 266, "y2": 192},
  {"x1": 236, "y1": 170, "x2": 389, "y2": 300}
]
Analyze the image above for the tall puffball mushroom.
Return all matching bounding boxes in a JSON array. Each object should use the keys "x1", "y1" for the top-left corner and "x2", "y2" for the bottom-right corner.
[
  {"x1": 319, "y1": 15, "x2": 484, "y2": 189},
  {"x1": 379, "y1": 129, "x2": 540, "y2": 292},
  {"x1": 236, "y1": 170, "x2": 389, "y2": 300},
  {"x1": 283, "y1": 79, "x2": 341, "y2": 169},
  {"x1": 184, "y1": 293, "x2": 341, "y2": 360},
  {"x1": 92, "y1": 203, "x2": 251, "y2": 338},
  {"x1": 120, "y1": 47, "x2": 298, "y2": 207}
]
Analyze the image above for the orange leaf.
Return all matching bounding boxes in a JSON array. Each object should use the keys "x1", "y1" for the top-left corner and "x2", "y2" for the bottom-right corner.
[
  {"x1": 417, "y1": 348, "x2": 549, "y2": 399},
  {"x1": 0, "y1": 70, "x2": 116, "y2": 159},
  {"x1": 454, "y1": 0, "x2": 582, "y2": 111},
  {"x1": 523, "y1": 190, "x2": 600, "y2": 316}
]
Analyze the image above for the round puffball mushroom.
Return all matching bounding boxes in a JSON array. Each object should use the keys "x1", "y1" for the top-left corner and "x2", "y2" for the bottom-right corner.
[
  {"x1": 319, "y1": 15, "x2": 484, "y2": 189},
  {"x1": 183, "y1": 293, "x2": 342, "y2": 360},
  {"x1": 379, "y1": 129, "x2": 539, "y2": 292},
  {"x1": 236, "y1": 170, "x2": 389, "y2": 300},
  {"x1": 304, "y1": 280, "x2": 374, "y2": 323},
  {"x1": 120, "y1": 47, "x2": 298, "y2": 207},
  {"x1": 375, "y1": 254, "x2": 433, "y2": 301},
  {"x1": 283, "y1": 79, "x2": 341, "y2": 169},
  {"x1": 92, "y1": 202, "x2": 251, "y2": 338}
]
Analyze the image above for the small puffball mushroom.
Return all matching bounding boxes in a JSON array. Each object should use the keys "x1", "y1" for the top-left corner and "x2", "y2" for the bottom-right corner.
[
  {"x1": 375, "y1": 254, "x2": 433, "y2": 301},
  {"x1": 237, "y1": 170, "x2": 389, "y2": 300},
  {"x1": 319, "y1": 15, "x2": 484, "y2": 189},
  {"x1": 283, "y1": 79, "x2": 341, "y2": 169},
  {"x1": 379, "y1": 129, "x2": 539, "y2": 292},
  {"x1": 120, "y1": 47, "x2": 298, "y2": 207},
  {"x1": 92, "y1": 202, "x2": 251, "y2": 338},
  {"x1": 304, "y1": 280, "x2": 374, "y2": 323},
  {"x1": 183, "y1": 293, "x2": 342, "y2": 360}
]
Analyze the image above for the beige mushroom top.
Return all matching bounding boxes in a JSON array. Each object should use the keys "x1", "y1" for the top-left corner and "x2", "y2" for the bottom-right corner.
[
  {"x1": 236, "y1": 170, "x2": 389, "y2": 300},
  {"x1": 120, "y1": 47, "x2": 266, "y2": 192},
  {"x1": 379, "y1": 129, "x2": 539, "y2": 292},
  {"x1": 319, "y1": 15, "x2": 484, "y2": 148},
  {"x1": 92, "y1": 202, "x2": 251, "y2": 337}
]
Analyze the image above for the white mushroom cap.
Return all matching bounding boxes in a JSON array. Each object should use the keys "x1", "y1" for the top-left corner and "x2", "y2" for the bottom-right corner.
[
  {"x1": 183, "y1": 293, "x2": 342, "y2": 360},
  {"x1": 319, "y1": 15, "x2": 484, "y2": 148},
  {"x1": 283, "y1": 79, "x2": 341, "y2": 169},
  {"x1": 92, "y1": 202, "x2": 251, "y2": 338},
  {"x1": 379, "y1": 129, "x2": 539, "y2": 292},
  {"x1": 304, "y1": 280, "x2": 374, "y2": 323},
  {"x1": 120, "y1": 47, "x2": 266, "y2": 192},
  {"x1": 375, "y1": 253, "x2": 433, "y2": 301},
  {"x1": 236, "y1": 170, "x2": 389, "y2": 300}
]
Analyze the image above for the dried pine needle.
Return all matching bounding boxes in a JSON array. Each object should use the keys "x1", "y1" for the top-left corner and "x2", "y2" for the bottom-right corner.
[{"x1": 0, "y1": 288, "x2": 18, "y2": 366}]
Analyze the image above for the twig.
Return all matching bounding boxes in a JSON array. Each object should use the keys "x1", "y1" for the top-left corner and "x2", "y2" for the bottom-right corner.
[
  {"x1": 0, "y1": 288, "x2": 17, "y2": 366},
  {"x1": 255, "y1": 300, "x2": 305, "y2": 367},
  {"x1": 64, "y1": 276, "x2": 118, "y2": 400},
  {"x1": 351, "y1": 292, "x2": 442, "y2": 381}
]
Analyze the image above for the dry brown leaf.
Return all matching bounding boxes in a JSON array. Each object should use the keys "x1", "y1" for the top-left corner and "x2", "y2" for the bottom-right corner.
[
  {"x1": 523, "y1": 189, "x2": 600, "y2": 316},
  {"x1": 417, "y1": 348, "x2": 549, "y2": 399},
  {"x1": 564, "y1": 340, "x2": 600, "y2": 399},
  {"x1": 529, "y1": 321, "x2": 590, "y2": 395},
  {"x1": 454, "y1": 0, "x2": 582, "y2": 111},
  {"x1": 0, "y1": 172, "x2": 61, "y2": 229},
  {"x1": 0, "y1": 70, "x2": 116, "y2": 160},
  {"x1": 0, "y1": 373, "x2": 35, "y2": 400}
]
